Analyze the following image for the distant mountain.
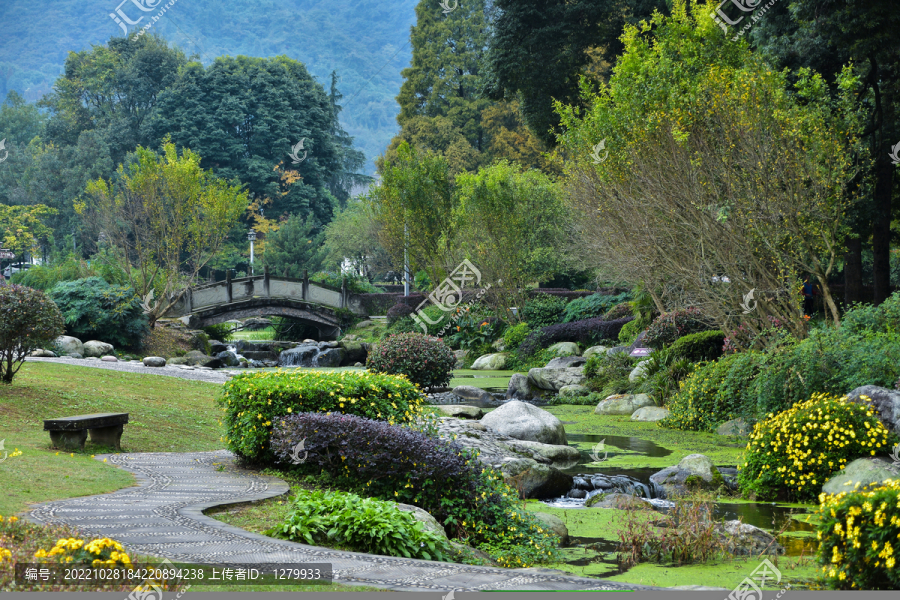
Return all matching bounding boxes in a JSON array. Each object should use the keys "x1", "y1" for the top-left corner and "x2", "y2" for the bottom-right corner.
[{"x1": 0, "y1": 0, "x2": 418, "y2": 173}]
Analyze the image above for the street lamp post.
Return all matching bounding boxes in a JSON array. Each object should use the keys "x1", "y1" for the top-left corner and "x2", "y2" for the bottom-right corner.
[{"x1": 248, "y1": 229, "x2": 257, "y2": 276}]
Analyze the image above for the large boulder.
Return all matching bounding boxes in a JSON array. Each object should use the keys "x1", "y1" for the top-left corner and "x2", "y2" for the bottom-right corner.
[
  {"x1": 183, "y1": 350, "x2": 222, "y2": 368},
  {"x1": 650, "y1": 454, "x2": 724, "y2": 497},
  {"x1": 718, "y1": 521, "x2": 785, "y2": 556},
  {"x1": 481, "y1": 400, "x2": 568, "y2": 445},
  {"x1": 83, "y1": 340, "x2": 114, "y2": 358},
  {"x1": 499, "y1": 458, "x2": 573, "y2": 498},
  {"x1": 559, "y1": 384, "x2": 591, "y2": 398},
  {"x1": 315, "y1": 347, "x2": 344, "y2": 368},
  {"x1": 142, "y1": 356, "x2": 166, "y2": 368},
  {"x1": 506, "y1": 373, "x2": 545, "y2": 401},
  {"x1": 471, "y1": 353, "x2": 509, "y2": 370},
  {"x1": 396, "y1": 503, "x2": 447, "y2": 539},
  {"x1": 55, "y1": 336, "x2": 84, "y2": 356},
  {"x1": 215, "y1": 351, "x2": 241, "y2": 367},
  {"x1": 716, "y1": 418, "x2": 752, "y2": 437},
  {"x1": 585, "y1": 492, "x2": 651, "y2": 510},
  {"x1": 435, "y1": 405, "x2": 484, "y2": 419},
  {"x1": 235, "y1": 340, "x2": 259, "y2": 353},
  {"x1": 338, "y1": 339, "x2": 367, "y2": 364},
  {"x1": 527, "y1": 367, "x2": 586, "y2": 391},
  {"x1": 209, "y1": 341, "x2": 230, "y2": 355},
  {"x1": 631, "y1": 406, "x2": 670, "y2": 422},
  {"x1": 594, "y1": 394, "x2": 654, "y2": 415},
  {"x1": 583, "y1": 346, "x2": 608, "y2": 360},
  {"x1": 822, "y1": 457, "x2": 900, "y2": 496},
  {"x1": 101, "y1": 356, "x2": 118, "y2": 363},
  {"x1": 547, "y1": 342, "x2": 580, "y2": 357},
  {"x1": 29, "y1": 349, "x2": 57, "y2": 357},
  {"x1": 503, "y1": 439, "x2": 580, "y2": 464},
  {"x1": 545, "y1": 356, "x2": 587, "y2": 369},
  {"x1": 846, "y1": 385, "x2": 900, "y2": 435},
  {"x1": 452, "y1": 385, "x2": 494, "y2": 404},
  {"x1": 531, "y1": 512, "x2": 569, "y2": 545},
  {"x1": 628, "y1": 360, "x2": 651, "y2": 383}
]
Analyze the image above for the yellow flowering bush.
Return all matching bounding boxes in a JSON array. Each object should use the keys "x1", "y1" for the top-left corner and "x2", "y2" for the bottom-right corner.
[
  {"x1": 738, "y1": 393, "x2": 898, "y2": 501},
  {"x1": 816, "y1": 479, "x2": 900, "y2": 589},
  {"x1": 218, "y1": 369, "x2": 427, "y2": 462},
  {"x1": 33, "y1": 536, "x2": 132, "y2": 567}
]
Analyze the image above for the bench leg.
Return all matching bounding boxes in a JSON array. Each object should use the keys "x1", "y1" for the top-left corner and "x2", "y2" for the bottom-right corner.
[
  {"x1": 88, "y1": 425, "x2": 124, "y2": 451},
  {"x1": 49, "y1": 430, "x2": 87, "y2": 451}
]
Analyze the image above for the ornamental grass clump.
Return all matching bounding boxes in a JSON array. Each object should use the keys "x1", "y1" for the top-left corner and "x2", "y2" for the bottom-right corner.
[
  {"x1": 738, "y1": 393, "x2": 898, "y2": 502},
  {"x1": 217, "y1": 369, "x2": 427, "y2": 462},
  {"x1": 269, "y1": 412, "x2": 562, "y2": 568},
  {"x1": 816, "y1": 479, "x2": 900, "y2": 589},
  {"x1": 366, "y1": 332, "x2": 456, "y2": 389}
]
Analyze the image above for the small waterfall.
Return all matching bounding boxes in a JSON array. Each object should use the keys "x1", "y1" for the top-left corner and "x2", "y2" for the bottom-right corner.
[
  {"x1": 543, "y1": 471, "x2": 672, "y2": 509},
  {"x1": 278, "y1": 342, "x2": 344, "y2": 368}
]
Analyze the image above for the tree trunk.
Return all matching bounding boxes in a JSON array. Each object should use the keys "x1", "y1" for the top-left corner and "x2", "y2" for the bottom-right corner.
[
  {"x1": 817, "y1": 275, "x2": 841, "y2": 328},
  {"x1": 872, "y1": 152, "x2": 894, "y2": 304},
  {"x1": 843, "y1": 235, "x2": 863, "y2": 306}
]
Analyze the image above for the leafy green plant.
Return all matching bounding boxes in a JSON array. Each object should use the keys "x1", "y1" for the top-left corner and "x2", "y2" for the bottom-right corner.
[
  {"x1": 617, "y1": 319, "x2": 643, "y2": 345},
  {"x1": 737, "y1": 393, "x2": 898, "y2": 502},
  {"x1": 366, "y1": 332, "x2": 457, "y2": 388},
  {"x1": 310, "y1": 271, "x2": 382, "y2": 293},
  {"x1": 583, "y1": 351, "x2": 638, "y2": 397},
  {"x1": 0, "y1": 285, "x2": 65, "y2": 383},
  {"x1": 202, "y1": 323, "x2": 234, "y2": 342},
  {"x1": 668, "y1": 330, "x2": 725, "y2": 362},
  {"x1": 267, "y1": 489, "x2": 453, "y2": 561},
  {"x1": 48, "y1": 277, "x2": 148, "y2": 349},
  {"x1": 562, "y1": 292, "x2": 632, "y2": 322},
  {"x1": 816, "y1": 479, "x2": 900, "y2": 589},
  {"x1": 447, "y1": 314, "x2": 504, "y2": 350},
  {"x1": 633, "y1": 348, "x2": 696, "y2": 403},
  {"x1": 217, "y1": 369, "x2": 427, "y2": 462},
  {"x1": 520, "y1": 294, "x2": 568, "y2": 328},
  {"x1": 502, "y1": 322, "x2": 531, "y2": 350}
]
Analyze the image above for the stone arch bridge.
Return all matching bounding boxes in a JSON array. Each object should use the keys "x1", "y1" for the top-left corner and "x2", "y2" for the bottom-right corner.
[{"x1": 163, "y1": 271, "x2": 367, "y2": 340}]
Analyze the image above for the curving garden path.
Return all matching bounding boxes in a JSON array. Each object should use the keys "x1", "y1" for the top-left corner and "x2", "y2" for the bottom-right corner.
[{"x1": 27, "y1": 451, "x2": 653, "y2": 592}]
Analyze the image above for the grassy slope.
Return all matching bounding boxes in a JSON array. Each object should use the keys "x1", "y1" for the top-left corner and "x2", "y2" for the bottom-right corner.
[{"x1": 0, "y1": 362, "x2": 223, "y2": 516}]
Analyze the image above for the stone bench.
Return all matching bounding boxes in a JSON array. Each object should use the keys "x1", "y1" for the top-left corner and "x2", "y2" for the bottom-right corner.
[{"x1": 43, "y1": 413, "x2": 129, "y2": 451}]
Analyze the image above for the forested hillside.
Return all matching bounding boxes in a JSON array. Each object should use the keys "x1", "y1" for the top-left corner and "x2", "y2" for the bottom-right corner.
[{"x1": 0, "y1": 0, "x2": 418, "y2": 173}]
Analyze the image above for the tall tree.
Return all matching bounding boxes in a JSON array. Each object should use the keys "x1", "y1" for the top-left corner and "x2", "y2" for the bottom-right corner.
[{"x1": 326, "y1": 72, "x2": 371, "y2": 210}]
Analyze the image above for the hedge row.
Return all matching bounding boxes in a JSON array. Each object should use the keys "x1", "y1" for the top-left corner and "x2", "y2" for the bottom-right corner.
[{"x1": 519, "y1": 316, "x2": 633, "y2": 356}]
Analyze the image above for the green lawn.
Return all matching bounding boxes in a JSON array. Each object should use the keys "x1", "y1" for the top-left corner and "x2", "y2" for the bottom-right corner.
[
  {"x1": 229, "y1": 327, "x2": 276, "y2": 341},
  {"x1": 0, "y1": 362, "x2": 223, "y2": 516}
]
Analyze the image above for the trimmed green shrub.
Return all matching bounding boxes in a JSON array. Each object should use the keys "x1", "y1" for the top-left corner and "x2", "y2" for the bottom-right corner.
[
  {"x1": 617, "y1": 319, "x2": 643, "y2": 345},
  {"x1": 738, "y1": 393, "x2": 897, "y2": 502},
  {"x1": 269, "y1": 412, "x2": 562, "y2": 568},
  {"x1": 562, "y1": 292, "x2": 632, "y2": 322},
  {"x1": 502, "y1": 322, "x2": 531, "y2": 350},
  {"x1": 217, "y1": 369, "x2": 427, "y2": 462},
  {"x1": 668, "y1": 330, "x2": 725, "y2": 362},
  {"x1": 267, "y1": 489, "x2": 453, "y2": 561},
  {"x1": 518, "y1": 317, "x2": 633, "y2": 356},
  {"x1": 366, "y1": 332, "x2": 456, "y2": 388},
  {"x1": 520, "y1": 294, "x2": 568, "y2": 328},
  {"x1": 603, "y1": 302, "x2": 634, "y2": 321},
  {"x1": 816, "y1": 479, "x2": 900, "y2": 589},
  {"x1": 48, "y1": 277, "x2": 148, "y2": 349},
  {"x1": 644, "y1": 308, "x2": 715, "y2": 349},
  {"x1": 661, "y1": 351, "x2": 765, "y2": 431},
  {"x1": 0, "y1": 284, "x2": 65, "y2": 383}
]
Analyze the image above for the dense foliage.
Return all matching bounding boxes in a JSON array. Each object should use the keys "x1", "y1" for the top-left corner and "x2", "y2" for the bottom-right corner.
[
  {"x1": 604, "y1": 302, "x2": 634, "y2": 322},
  {"x1": 48, "y1": 277, "x2": 148, "y2": 349},
  {"x1": 643, "y1": 308, "x2": 716, "y2": 350},
  {"x1": 816, "y1": 480, "x2": 900, "y2": 589},
  {"x1": 269, "y1": 412, "x2": 562, "y2": 567},
  {"x1": 583, "y1": 352, "x2": 638, "y2": 397},
  {"x1": 519, "y1": 317, "x2": 633, "y2": 356},
  {"x1": 0, "y1": 285, "x2": 65, "y2": 383},
  {"x1": 10, "y1": 255, "x2": 125, "y2": 291},
  {"x1": 617, "y1": 319, "x2": 644, "y2": 345},
  {"x1": 562, "y1": 292, "x2": 632, "y2": 323},
  {"x1": 386, "y1": 303, "x2": 416, "y2": 325},
  {"x1": 737, "y1": 393, "x2": 897, "y2": 501},
  {"x1": 267, "y1": 488, "x2": 453, "y2": 561},
  {"x1": 519, "y1": 294, "x2": 568, "y2": 329},
  {"x1": 366, "y1": 333, "x2": 456, "y2": 388},
  {"x1": 217, "y1": 370, "x2": 426, "y2": 462},
  {"x1": 502, "y1": 323, "x2": 531, "y2": 351},
  {"x1": 668, "y1": 330, "x2": 725, "y2": 363}
]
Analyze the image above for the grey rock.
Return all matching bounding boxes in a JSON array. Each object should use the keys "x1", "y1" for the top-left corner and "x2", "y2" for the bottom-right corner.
[
  {"x1": 846, "y1": 385, "x2": 900, "y2": 435},
  {"x1": 822, "y1": 457, "x2": 900, "y2": 496},
  {"x1": 480, "y1": 400, "x2": 568, "y2": 445},
  {"x1": 506, "y1": 373, "x2": 544, "y2": 401},
  {"x1": 594, "y1": 393, "x2": 654, "y2": 415},
  {"x1": 559, "y1": 384, "x2": 591, "y2": 398},
  {"x1": 628, "y1": 360, "x2": 651, "y2": 383},
  {"x1": 547, "y1": 342, "x2": 580, "y2": 357},
  {"x1": 500, "y1": 458, "x2": 573, "y2": 499},
  {"x1": 527, "y1": 367, "x2": 586, "y2": 391},
  {"x1": 546, "y1": 356, "x2": 587, "y2": 369},
  {"x1": 716, "y1": 418, "x2": 752, "y2": 437},
  {"x1": 631, "y1": 406, "x2": 670, "y2": 422},
  {"x1": 29, "y1": 349, "x2": 57, "y2": 357},
  {"x1": 586, "y1": 492, "x2": 651, "y2": 510},
  {"x1": 83, "y1": 340, "x2": 114, "y2": 358},
  {"x1": 215, "y1": 351, "x2": 241, "y2": 367},
  {"x1": 55, "y1": 336, "x2": 84, "y2": 356},
  {"x1": 582, "y1": 346, "x2": 608, "y2": 359},
  {"x1": 143, "y1": 356, "x2": 167, "y2": 367},
  {"x1": 567, "y1": 489, "x2": 587, "y2": 499},
  {"x1": 606, "y1": 346, "x2": 629, "y2": 356},
  {"x1": 471, "y1": 353, "x2": 510, "y2": 370},
  {"x1": 434, "y1": 405, "x2": 484, "y2": 419},
  {"x1": 531, "y1": 512, "x2": 569, "y2": 545},
  {"x1": 167, "y1": 357, "x2": 189, "y2": 365},
  {"x1": 338, "y1": 339, "x2": 367, "y2": 364},
  {"x1": 353, "y1": 362, "x2": 364, "y2": 367},
  {"x1": 241, "y1": 351, "x2": 279, "y2": 361},
  {"x1": 68, "y1": 353, "x2": 83, "y2": 359},
  {"x1": 590, "y1": 476, "x2": 614, "y2": 489},
  {"x1": 650, "y1": 454, "x2": 722, "y2": 497},
  {"x1": 572, "y1": 477, "x2": 592, "y2": 490},
  {"x1": 453, "y1": 385, "x2": 494, "y2": 403},
  {"x1": 209, "y1": 341, "x2": 229, "y2": 355},
  {"x1": 235, "y1": 340, "x2": 259, "y2": 353},
  {"x1": 101, "y1": 356, "x2": 118, "y2": 363},
  {"x1": 718, "y1": 520, "x2": 785, "y2": 556},
  {"x1": 318, "y1": 341, "x2": 340, "y2": 349},
  {"x1": 315, "y1": 347, "x2": 344, "y2": 367},
  {"x1": 502, "y1": 439, "x2": 581, "y2": 464},
  {"x1": 396, "y1": 503, "x2": 447, "y2": 539}
]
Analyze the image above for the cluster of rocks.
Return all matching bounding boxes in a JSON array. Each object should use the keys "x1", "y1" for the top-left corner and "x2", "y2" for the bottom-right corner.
[
  {"x1": 279, "y1": 336, "x2": 367, "y2": 368},
  {"x1": 32, "y1": 336, "x2": 121, "y2": 361}
]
